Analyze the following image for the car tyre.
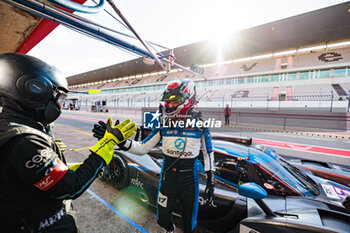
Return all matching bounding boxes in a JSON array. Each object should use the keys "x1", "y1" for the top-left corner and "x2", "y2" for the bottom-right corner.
[{"x1": 108, "y1": 155, "x2": 129, "y2": 189}]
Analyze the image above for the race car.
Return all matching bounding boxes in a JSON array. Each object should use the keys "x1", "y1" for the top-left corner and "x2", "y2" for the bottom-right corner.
[
  {"x1": 101, "y1": 128, "x2": 350, "y2": 233},
  {"x1": 287, "y1": 157, "x2": 350, "y2": 187}
]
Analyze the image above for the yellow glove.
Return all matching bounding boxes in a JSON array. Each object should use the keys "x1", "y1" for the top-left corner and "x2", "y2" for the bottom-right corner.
[
  {"x1": 90, "y1": 118, "x2": 136, "y2": 165},
  {"x1": 55, "y1": 139, "x2": 67, "y2": 153},
  {"x1": 68, "y1": 162, "x2": 83, "y2": 171}
]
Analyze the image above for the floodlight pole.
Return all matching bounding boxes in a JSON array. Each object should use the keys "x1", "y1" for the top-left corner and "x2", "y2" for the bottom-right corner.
[
  {"x1": 347, "y1": 90, "x2": 350, "y2": 112},
  {"x1": 330, "y1": 90, "x2": 334, "y2": 112}
]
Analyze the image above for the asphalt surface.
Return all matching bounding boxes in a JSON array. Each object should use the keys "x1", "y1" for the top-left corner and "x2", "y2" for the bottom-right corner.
[
  {"x1": 53, "y1": 110, "x2": 350, "y2": 233},
  {"x1": 53, "y1": 122, "x2": 167, "y2": 233}
]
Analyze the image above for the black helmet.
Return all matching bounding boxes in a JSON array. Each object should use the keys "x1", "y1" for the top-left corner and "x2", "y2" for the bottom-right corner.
[{"x1": 0, "y1": 53, "x2": 68, "y2": 124}]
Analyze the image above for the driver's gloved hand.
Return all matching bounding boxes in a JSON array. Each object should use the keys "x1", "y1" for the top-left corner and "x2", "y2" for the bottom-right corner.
[
  {"x1": 134, "y1": 127, "x2": 140, "y2": 141},
  {"x1": 68, "y1": 162, "x2": 83, "y2": 171},
  {"x1": 205, "y1": 171, "x2": 215, "y2": 205},
  {"x1": 90, "y1": 118, "x2": 136, "y2": 165},
  {"x1": 92, "y1": 120, "x2": 120, "y2": 140},
  {"x1": 92, "y1": 119, "x2": 130, "y2": 149},
  {"x1": 55, "y1": 139, "x2": 67, "y2": 153}
]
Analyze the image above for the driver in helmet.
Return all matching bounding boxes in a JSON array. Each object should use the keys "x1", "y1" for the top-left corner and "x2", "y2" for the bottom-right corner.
[
  {"x1": 93, "y1": 79, "x2": 215, "y2": 233},
  {"x1": 0, "y1": 53, "x2": 136, "y2": 233}
]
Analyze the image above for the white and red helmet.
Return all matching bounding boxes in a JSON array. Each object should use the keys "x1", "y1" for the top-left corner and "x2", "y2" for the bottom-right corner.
[{"x1": 161, "y1": 79, "x2": 197, "y2": 116}]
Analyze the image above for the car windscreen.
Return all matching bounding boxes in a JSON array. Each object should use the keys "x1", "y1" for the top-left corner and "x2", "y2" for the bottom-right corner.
[
  {"x1": 279, "y1": 158, "x2": 320, "y2": 196},
  {"x1": 254, "y1": 153, "x2": 319, "y2": 197},
  {"x1": 213, "y1": 140, "x2": 320, "y2": 196}
]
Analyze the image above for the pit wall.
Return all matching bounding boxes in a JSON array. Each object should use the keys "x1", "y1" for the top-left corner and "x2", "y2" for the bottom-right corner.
[{"x1": 76, "y1": 106, "x2": 349, "y2": 131}]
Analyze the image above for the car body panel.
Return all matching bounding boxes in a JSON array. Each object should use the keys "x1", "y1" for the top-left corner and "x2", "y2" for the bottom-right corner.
[{"x1": 102, "y1": 133, "x2": 350, "y2": 232}]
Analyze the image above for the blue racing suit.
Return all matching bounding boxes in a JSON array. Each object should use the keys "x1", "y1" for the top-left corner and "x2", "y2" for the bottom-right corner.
[{"x1": 122, "y1": 116, "x2": 214, "y2": 233}]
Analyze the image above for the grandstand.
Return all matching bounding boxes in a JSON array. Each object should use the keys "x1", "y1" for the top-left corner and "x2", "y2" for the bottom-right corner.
[
  {"x1": 67, "y1": 2, "x2": 350, "y2": 112},
  {"x1": 68, "y1": 45, "x2": 350, "y2": 111}
]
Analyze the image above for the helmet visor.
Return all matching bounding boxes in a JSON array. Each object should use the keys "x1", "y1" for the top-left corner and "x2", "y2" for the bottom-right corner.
[
  {"x1": 161, "y1": 91, "x2": 186, "y2": 103},
  {"x1": 54, "y1": 91, "x2": 67, "y2": 108}
]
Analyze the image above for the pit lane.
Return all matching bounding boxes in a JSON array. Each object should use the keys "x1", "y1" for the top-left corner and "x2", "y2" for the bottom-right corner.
[
  {"x1": 53, "y1": 110, "x2": 350, "y2": 233},
  {"x1": 53, "y1": 122, "x2": 168, "y2": 233}
]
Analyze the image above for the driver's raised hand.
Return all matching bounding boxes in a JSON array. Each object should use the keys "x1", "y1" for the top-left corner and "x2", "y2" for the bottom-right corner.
[
  {"x1": 90, "y1": 118, "x2": 136, "y2": 165},
  {"x1": 92, "y1": 119, "x2": 120, "y2": 140}
]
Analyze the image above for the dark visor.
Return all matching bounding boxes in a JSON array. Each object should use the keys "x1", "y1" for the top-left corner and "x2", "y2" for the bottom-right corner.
[{"x1": 161, "y1": 91, "x2": 186, "y2": 102}]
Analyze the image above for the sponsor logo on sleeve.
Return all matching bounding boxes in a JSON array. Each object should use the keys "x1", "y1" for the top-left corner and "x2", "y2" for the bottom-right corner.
[
  {"x1": 33, "y1": 160, "x2": 68, "y2": 191},
  {"x1": 25, "y1": 148, "x2": 57, "y2": 169}
]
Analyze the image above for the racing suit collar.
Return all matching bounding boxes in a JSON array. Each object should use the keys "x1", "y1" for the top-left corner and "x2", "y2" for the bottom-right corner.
[{"x1": 0, "y1": 96, "x2": 44, "y2": 131}]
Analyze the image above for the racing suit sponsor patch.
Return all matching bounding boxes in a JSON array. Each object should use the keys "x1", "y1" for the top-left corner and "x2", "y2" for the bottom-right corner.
[
  {"x1": 25, "y1": 148, "x2": 55, "y2": 169},
  {"x1": 38, "y1": 205, "x2": 66, "y2": 230},
  {"x1": 174, "y1": 138, "x2": 185, "y2": 150},
  {"x1": 33, "y1": 160, "x2": 68, "y2": 191},
  {"x1": 158, "y1": 192, "x2": 168, "y2": 208},
  {"x1": 166, "y1": 149, "x2": 193, "y2": 157}
]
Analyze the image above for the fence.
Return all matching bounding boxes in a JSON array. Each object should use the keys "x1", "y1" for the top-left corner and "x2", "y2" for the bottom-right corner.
[
  {"x1": 73, "y1": 90, "x2": 350, "y2": 112},
  {"x1": 74, "y1": 106, "x2": 350, "y2": 131}
]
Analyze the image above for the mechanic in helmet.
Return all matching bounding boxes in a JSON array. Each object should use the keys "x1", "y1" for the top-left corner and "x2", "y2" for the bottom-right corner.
[
  {"x1": 93, "y1": 79, "x2": 215, "y2": 233},
  {"x1": 0, "y1": 53, "x2": 137, "y2": 233}
]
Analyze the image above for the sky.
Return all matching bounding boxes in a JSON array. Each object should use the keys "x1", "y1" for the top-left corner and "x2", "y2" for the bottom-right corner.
[{"x1": 28, "y1": 0, "x2": 349, "y2": 77}]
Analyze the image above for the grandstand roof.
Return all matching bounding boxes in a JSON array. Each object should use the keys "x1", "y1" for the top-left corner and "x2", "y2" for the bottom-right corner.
[{"x1": 67, "y1": 2, "x2": 350, "y2": 86}]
